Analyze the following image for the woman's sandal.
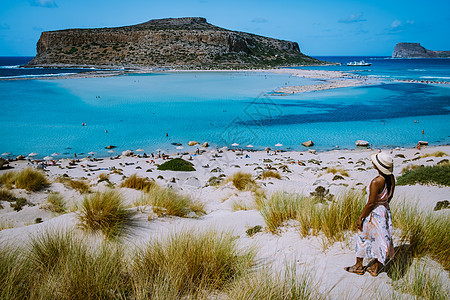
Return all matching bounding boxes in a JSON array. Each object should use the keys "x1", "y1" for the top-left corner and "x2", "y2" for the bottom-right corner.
[
  {"x1": 367, "y1": 266, "x2": 379, "y2": 277},
  {"x1": 344, "y1": 265, "x2": 365, "y2": 275}
]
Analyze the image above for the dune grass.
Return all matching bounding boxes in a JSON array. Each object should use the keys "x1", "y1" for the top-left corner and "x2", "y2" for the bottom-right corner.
[
  {"x1": 260, "y1": 191, "x2": 305, "y2": 233},
  {"x1": 391, "y1": 200, "x2": 450, "y2": 271},
  {"x1": 0, "y1": 244, "x2": 30, "y2": 300},
  {"x1": 232, "y1": 199, "x2": 254, "y2": 211},
  {"x1": 0, "y1": 189, "x2": 17, "y2": 202},
  {"x1": 396, "y1": 163, "x2": 450, "y2": 186},
  {"x1": 225, "y1": 264, "x2": 321, "y2": 300},
  {"x1": 136, "y1": 184, "x2": 205, "y2": 217},
  {"x1": 420, "y1": 151, "x2": 447, "y2": 158},
  {"x1": 0, "y1": 168, "x2": 49, "y2": 192},
  {"x1": 120, "y1": 173, "x2": 155, "y2": 191},
  {"x1": 134, "y1": 229, "x2": 255, "y2": 297},
  {"x1": 259, "y1": 189, "x2": 366, "y2": 245},
  {"x1": 325, "y1": 167, "x2": 349, "y2": 177},
  {"x1": 226, "y1": 172, "x2": 257, "y2": 191},
  {"x1": 42, "y1": 192, "x2": 67, "y2": 214},
  {"x1": 261, "y1": 170, "x2": 281, "y2": 180},
  {"x1": 57, "y1": 176, "x2": 90, "y2": 194},
  {"x1": 77, "y1": 190, "x2": 135, "y2": 239},
  {"x1": 392, "y1": 261, "x2": 449, "y2": 300},
  {"x1": 0, "y1": 171, "x2": 15, "y2": 189}
]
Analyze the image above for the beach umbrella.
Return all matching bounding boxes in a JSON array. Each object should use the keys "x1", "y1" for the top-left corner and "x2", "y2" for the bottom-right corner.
[
  {"x1": 275, "y1": 143, "x2": 283, "y2": 147},
  {"x1": 176, "y1": 146, "x2": 184, "y2": 150},
  {"x1": 135, "y1": 149, "x2": 144, "y2": 152},
  {"x1": 44, "y1": 156, "x2": 53, "y2": 161},
  {"x1": 246, "y1": 144, "x2": 254, "y2": 148},
  {"x1": 88, "y1": 151, "x2": 96, "y2": 155},
  {"x1": 28, "y1": 152, "x2": 38, "y2": 157},
  {"x1": 231, "y1": 143, "x2": 239, "y2": 147},
  {"x1": 51, "y1": 152, "x2": 60, "y2": 156},
  {"x1": 1, "y1": 152, "x2": 10, "y2": 156}
]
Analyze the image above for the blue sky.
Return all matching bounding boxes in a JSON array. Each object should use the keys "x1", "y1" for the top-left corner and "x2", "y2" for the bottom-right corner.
[{"x1": 0, "y1": 0, "x2": 449, "y2": 56}]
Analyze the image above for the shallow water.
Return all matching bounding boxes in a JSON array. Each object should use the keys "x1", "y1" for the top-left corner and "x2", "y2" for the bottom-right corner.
[{"x1": 0, "y1": 59, "x2": 449, "y2": 158}]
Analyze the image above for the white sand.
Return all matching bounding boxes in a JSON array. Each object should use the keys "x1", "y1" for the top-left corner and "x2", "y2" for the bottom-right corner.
[{"x1": 1, "y1": 145, "x2": 449, "y2": 297}]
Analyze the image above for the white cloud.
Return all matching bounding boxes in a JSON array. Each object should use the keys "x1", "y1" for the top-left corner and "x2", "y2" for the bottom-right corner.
[
  {"x1": 338, "y1": 13, "x2": 367, "y2": 24},
  {"x1": 30, "y1": 0, "x2": 58, "y2": 8},
  {"x1": 386, "y1": 19, "x2": 415, "y2": 33}
]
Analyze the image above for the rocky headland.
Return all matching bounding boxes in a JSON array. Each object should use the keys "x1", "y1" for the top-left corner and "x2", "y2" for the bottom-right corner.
[
  {"x1": 25, "y1": 17, "x2": 325, "y2": 69},
  {"x1": 392, "y1": 42, "x2": 450, "y2": 58}
]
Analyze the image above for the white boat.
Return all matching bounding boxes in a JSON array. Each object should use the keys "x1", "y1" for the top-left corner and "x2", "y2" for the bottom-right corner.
[{"x1": 347, "y1": 60, "x2": 371, "y2": 66}]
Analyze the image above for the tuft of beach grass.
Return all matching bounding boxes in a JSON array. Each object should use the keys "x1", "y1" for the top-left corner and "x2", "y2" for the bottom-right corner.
[
  {"x1": 225, "y1": 172, "x2": 257, "y2": 191},
  {"x1": 121, "y1": 173, "x2": 155, "y2": 192},
  {"x1": 133, "y1": 228, "x2": 255, "y2": 297},
  {"x1": 41, "y1": 192, "x2": 67, "y2": 214},
  {"x1": 56, "y1": 176, "x2": 90, "y2": 194},
  {"x1": 136, "y1": 185, "x2": 205, "y2": 217},
  {"x1": 77, "y1": 190, "x2": 135, "y2": 239}
]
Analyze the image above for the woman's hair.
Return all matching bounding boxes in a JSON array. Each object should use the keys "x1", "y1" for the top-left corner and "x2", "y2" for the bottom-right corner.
[{"x1": 381, "y1": 173, "x2": 394, "y2": 199}]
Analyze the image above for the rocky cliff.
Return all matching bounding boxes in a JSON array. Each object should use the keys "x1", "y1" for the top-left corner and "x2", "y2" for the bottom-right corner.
[
  {"x1": 26, "y1": 17, "x2": 324, "y2": 69},
  {"x1": 392, "y1": 43, "x2": 450, "y2": 58}
]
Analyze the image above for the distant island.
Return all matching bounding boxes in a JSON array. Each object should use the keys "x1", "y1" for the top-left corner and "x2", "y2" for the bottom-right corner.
[
  {"x1": 392, "y1": 42, "x2": 450, "y2": 58},
  {"x1": 25, "y1": 17, "x2": 326, "y2": 69}
]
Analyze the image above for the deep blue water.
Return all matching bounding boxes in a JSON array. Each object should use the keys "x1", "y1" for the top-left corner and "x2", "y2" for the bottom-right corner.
[
  {"x1": 308, "y1": 56, "x2": 450, "y2": 81},
  {"x1": 0, "y1": 56, "x2": 449, "y2": 158}
]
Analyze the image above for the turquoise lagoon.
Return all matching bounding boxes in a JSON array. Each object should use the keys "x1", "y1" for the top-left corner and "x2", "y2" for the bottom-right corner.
[{"x1": 0, "y1": 68, "x2": 449, "y2": 158}]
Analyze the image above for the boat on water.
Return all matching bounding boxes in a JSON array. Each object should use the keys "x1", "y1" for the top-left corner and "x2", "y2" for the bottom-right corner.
[{"x1": 347, "y1": 60, "x2": 371, "y2": 66}]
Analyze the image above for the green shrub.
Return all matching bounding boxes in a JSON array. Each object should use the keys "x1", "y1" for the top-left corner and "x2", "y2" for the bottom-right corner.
[
  {"x1": 77, "y1": 190, "x2": 135, "y2": 239},
  {"x1": 134, "y1": 229, "x2": 255, "y2": 297},
  {"x1": 246, "y1": 225, "x2": 262, "y2": 237},
  {"x1": 10, "y1": 197, "x2": 28, "y2": 212},
  {"x1": 14, "y1": 168, "x2": 49, "y2": 192},
  {"x1": 157, "y1": 158, "x2": 195, "y2": 171},
  {"x1": 397, "y1": 163, "x2": 450, "y2": 186}
]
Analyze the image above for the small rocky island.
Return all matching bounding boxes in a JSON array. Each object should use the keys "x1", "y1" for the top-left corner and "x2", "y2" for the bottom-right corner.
[
  {"x1": 392, "y1": 42, "x2": 450, "y2": 58},
  {"x1": 26, "y1": 17, "x2": 325, "y2": 69}
]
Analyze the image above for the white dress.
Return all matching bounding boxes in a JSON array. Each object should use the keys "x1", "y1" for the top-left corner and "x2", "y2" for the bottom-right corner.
[{"x1": 355, "y1": 185, "x2": 394, "y2": 264}]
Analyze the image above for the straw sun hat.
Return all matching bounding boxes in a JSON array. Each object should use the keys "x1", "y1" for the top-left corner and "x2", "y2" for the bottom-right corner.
[{"x1": 370, "y1": 151, "x2": 394, "y2": 175}]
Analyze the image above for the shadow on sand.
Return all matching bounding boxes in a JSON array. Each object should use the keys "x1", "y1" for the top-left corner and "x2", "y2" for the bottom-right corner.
[{"x1": 380, "y1": 244, "x2": 415, "y2": 280}]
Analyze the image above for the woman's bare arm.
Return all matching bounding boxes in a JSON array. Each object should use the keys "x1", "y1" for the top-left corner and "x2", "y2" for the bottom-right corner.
[{"x1": 357, "y1": 176, "x2": 385, "y2": 230}]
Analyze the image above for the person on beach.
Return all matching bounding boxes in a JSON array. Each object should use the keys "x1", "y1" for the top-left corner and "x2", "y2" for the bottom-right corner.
[{"x1": 345, "y1": 151, "x2": 395, "y2": 277}]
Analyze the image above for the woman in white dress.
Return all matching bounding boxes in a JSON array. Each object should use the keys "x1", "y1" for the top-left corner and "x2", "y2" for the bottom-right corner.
[{"x1": 345, "y1": 151, "x2": 395, "y2": 276}]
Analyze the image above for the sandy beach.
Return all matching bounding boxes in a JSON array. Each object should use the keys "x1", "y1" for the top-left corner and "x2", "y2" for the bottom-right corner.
[{"x1": 1, "y1": 144, "x2": 448, "y2": 298}]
